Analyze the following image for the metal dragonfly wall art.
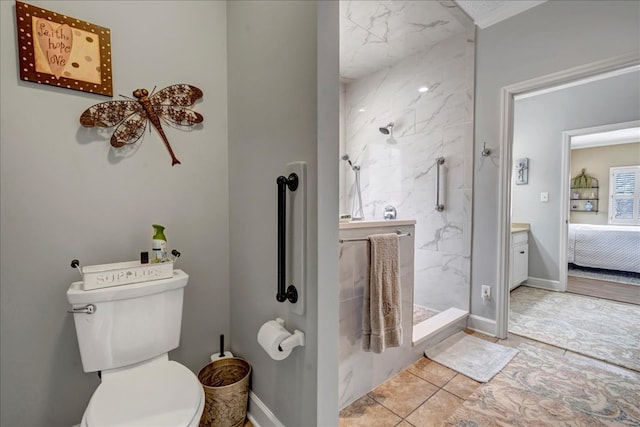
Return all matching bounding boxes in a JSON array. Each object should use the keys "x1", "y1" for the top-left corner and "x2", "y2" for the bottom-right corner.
[{"x1": 80, "y1": 84, "x2": 203, "y2": 166}]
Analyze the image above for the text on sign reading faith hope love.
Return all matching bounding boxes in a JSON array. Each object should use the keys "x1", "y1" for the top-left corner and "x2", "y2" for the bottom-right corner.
[{"x1": 35, "y1": 18, "x2": 72, "y2": 79}]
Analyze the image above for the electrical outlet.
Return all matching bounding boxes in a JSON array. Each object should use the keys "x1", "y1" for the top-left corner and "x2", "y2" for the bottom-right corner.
[{"x1": 481, "y1": 285, "x2": 491, "y2": 299}]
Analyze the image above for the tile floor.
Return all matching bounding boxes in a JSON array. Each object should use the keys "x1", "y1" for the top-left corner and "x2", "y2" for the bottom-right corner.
[
  {"x1": 338, "y1": 330, "x2": 568, "y2": 427},
  {"x1": 412, "y1": 304, "x2": 438, "y2": 325}
]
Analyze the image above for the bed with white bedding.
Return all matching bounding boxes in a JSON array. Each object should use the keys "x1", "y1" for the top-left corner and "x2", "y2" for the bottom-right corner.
[{"x1": 568, "y1": 224, "x2": 640, "y2": 273}]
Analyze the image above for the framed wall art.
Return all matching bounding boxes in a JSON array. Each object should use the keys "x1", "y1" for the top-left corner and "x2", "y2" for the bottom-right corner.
[
  {"x1": 515, "y1": 157, "x2": 529, "y2": 185},
  {"x1": 15, "y1": 1, "x2": 113, "y2": 97}
]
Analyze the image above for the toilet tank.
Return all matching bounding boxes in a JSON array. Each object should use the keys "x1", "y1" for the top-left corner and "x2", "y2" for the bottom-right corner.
[{"x1": 67, "y1": 270, "x2": 189, "y2": 373}]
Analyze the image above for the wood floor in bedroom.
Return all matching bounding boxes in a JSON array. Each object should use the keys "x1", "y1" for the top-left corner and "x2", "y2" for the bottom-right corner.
[{"x1": 567, "y1": 274, "x2": 640, "y2": 305}]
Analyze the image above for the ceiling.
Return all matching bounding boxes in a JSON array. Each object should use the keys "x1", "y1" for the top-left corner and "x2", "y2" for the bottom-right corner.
[
  {"x1": 572, "y1": 127, "x2": 640, "y2": 150},
  {"x1": 340, "y1": 0, "x2": 547, "y2": 81},
  {"x1": 454, "y1": 0, "x2": 547, "y2": 29}
]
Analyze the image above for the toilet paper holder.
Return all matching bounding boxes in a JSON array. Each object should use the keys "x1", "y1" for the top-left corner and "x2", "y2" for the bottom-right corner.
[
  {"x1": 258, "y1": 317, "x2": 305, "y2": 360},
  {"x1": 274, "y1": 318, "x2": 305, "y2": 352}
]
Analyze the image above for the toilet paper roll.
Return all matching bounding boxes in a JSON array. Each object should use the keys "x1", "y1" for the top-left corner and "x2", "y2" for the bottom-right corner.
[{"x1": 258, "y1": 320, "x2": 293, "y2": 360}]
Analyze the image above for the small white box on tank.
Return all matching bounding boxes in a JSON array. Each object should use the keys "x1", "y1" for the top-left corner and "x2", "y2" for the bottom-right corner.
[{"x1": 80, "y1": 260, "x2": 174, "y2": 290}]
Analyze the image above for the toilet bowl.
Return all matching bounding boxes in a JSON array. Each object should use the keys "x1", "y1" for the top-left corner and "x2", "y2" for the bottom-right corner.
[
  {"x1": 67, "y1": 270, "x2": 203, "y2": 426},
  {"x1": 80, "y1": 356, "x2": 204, "y2": 427}
]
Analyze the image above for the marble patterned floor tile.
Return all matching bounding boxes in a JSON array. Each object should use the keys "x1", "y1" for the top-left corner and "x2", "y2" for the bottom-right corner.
[
  {"x1": 497, "y1": 332, "x2": 566, "y2": 355},
  {"x1": 339, "y1": 395, "x2": 403, "y2": 427},
  {"x1": 509, "y1": 286, "x2": 640, "y2": 371},
  {"x1": 442, "y1": 374, "x2": 481, "y2": 400},
  {"x1": 407, "y1": 358, "x2": 457, "y2": 387},
  {"x1": 413, "y1": 304, "x2": 438, "y2": 325},
  {"x1": 562, "y1": 349, "x2": 639, "y2": 377},
  {"x1": 405, "y1": 389, "x2": 463, "y2": 427},
  {"x1": 445, "y1": 343, "x2": 640, "y2": 426},
  {"x1": 368, "y1": 370, "x2": 439, "y2": 418},
  {"x1": 463, "y1": 329, "x2": 498, "y2": 343}
]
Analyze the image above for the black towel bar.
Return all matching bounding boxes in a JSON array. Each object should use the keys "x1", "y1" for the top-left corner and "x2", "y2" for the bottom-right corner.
[{"x1": 276, "y1": 173, "x2": 299, "y2": 304}]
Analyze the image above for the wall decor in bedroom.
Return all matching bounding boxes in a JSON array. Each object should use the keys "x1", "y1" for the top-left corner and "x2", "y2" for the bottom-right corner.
[
  {"x1": 15, "y1": 0, "x2": 113, "y2": 96},
  {"x1": 570, "y1": 168, "x2": 599, "y2": 213},
  {"x1": 79, "y1": 84, "x2": 204, "y2": 166}
]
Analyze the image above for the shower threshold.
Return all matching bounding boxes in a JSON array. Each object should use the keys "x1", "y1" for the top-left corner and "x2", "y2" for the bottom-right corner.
[{"x1": 412, "y1": 307, "x2": 469, "y2": 346}]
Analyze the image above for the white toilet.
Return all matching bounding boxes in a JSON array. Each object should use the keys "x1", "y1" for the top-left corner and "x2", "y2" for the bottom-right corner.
[{"x1": 67, "y1": 269, "x2": 205, "y2": 427}]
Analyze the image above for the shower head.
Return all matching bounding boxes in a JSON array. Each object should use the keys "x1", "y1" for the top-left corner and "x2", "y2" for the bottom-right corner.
[
  {"x1": 379, "y1": 123, "x2": 394, "y2": 135},
  {"x1": 342, "y1": 154, "x2": 360, "y2": 171}
]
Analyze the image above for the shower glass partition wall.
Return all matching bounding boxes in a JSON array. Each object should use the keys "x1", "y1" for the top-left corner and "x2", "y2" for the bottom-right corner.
[{"x1": 339, "y1": 0, "x2": 475, "y2": 342}]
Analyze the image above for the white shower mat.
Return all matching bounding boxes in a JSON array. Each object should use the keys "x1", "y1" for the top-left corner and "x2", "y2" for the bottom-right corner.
[{"x1": 425, "y1": 332, "x2": 518, "y2": 383}]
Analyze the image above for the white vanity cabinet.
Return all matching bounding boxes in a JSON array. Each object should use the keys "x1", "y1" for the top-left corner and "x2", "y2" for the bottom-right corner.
[{"x1": 510, "y1": 230, "x2": 529, "y2": 290}]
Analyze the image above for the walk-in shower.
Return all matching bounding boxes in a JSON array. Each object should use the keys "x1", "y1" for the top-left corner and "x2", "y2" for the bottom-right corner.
[{"x1": 338, "y1": 0, "x2": 476, "y2": 409}]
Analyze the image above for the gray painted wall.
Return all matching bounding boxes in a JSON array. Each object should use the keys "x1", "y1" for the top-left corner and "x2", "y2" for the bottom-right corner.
[
  {"x1": 472, "y1": 0, "x2": 640, "y2": 321},
  {"x1": 0, "y1": 1, "x2": 229, "y2": 425},
  {"x1": 316, "y1": 1, "x2": 341, "y2": 424},
  {"x1": 512, "y1": 71, "x2": 640, "y2": 283},
  {"x1": 228, "y1": 1, "x2": 340, "y2": 426}
]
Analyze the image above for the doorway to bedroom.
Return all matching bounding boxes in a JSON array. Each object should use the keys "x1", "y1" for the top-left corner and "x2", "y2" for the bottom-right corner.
[
  {"x1": 510, "y1": 118, "x2": 640, "y2": 371},
  {"x1": 502, "y1": 62, "x2": 640, "y2": 362},
  {"x1": 509, "y1": 67, "x2": 640, "y2": 297},
  {"x1": 564, "y1": 122, "x2": 640, "y2": 304},
  {"x1": 511, "y1": 135, "x2": 640, "y2": 366}
]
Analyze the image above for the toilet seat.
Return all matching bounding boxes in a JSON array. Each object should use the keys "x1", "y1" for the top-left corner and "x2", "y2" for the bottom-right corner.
[{"x1": 82, "y1": 360, "x2": 204, "y2": 427}]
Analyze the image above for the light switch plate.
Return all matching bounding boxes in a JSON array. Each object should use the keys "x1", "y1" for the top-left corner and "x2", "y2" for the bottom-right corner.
[{"x1": 540, "y1": 192, "x2": 549, "y2": 202}]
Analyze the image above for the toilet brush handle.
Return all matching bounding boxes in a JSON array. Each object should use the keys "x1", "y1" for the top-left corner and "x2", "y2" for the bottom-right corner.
[{"x1": 219, "y1": 334, "x2": 224, "y2": 357}]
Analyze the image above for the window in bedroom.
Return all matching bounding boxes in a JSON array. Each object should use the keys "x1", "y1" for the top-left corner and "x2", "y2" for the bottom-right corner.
[{"x1": 609, "y1": 165, "x2": 640, "y2": 225}]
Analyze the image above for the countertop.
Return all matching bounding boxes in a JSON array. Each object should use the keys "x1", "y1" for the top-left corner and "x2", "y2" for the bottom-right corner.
[{"x1": 511, "y1": 223, "x2": 530, "y2": 233}]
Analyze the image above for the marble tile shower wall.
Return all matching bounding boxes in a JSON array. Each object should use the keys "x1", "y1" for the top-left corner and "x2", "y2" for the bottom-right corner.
[{"x1": 342, "y1": 31, "x2": 475, "y2": 312}]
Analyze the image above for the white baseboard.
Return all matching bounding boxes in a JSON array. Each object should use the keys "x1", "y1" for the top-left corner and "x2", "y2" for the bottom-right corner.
[
  {"x1": 466, "y1": 314, "x2": 497, "y2": 337},
  {"x1": 246, "y1": 412, "x2": 260, "y2": 427},
  {"x1": 525, "y1": 277, "x2": 561, "y2": 291},
  {"x1": 247, "y1": 391, "x2": 284, "y2": 427}
]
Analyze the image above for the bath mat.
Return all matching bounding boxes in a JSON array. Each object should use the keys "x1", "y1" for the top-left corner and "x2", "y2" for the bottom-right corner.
[{"x1": 425, "y1": 332, "x2": 518, "y2": 382}]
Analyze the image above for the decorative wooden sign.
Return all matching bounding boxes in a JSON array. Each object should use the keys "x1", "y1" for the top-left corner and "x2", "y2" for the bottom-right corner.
[
  {"x1": 80, "y1": 84, "x2": 204, "y2": 166},
  {"x1": 15, "y1": 1, "x2": 113, "y2": 96}
]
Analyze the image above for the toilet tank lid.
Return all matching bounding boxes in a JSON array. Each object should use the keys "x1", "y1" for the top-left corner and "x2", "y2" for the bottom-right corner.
[
  {"x1": 67, "y1": 269, "x2": 188, "y2": 304},
  {"x1": 86, "y1": 360, "x2": 203, "y2": 427}
]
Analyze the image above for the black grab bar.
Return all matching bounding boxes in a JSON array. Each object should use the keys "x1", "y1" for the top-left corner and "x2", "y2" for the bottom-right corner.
[{"x1": 276, "y1": 173, "x2": 299, "y2": 304}]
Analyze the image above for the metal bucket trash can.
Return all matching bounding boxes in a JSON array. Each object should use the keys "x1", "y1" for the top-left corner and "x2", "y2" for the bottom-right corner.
[{"x1": 198, "y1": 358, "x2": 251, "y2": 427}]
